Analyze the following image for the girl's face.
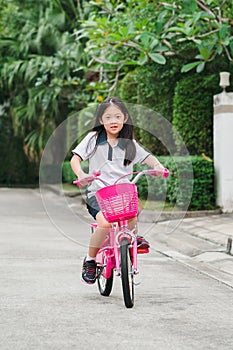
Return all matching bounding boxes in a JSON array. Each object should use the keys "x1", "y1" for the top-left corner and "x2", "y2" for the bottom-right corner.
[{"x1": 100, "y1": 105, "x2": 128, "y2": 138}]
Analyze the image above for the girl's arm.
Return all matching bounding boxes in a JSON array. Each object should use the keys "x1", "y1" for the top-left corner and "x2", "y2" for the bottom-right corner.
[
  {"x1": 70, "y1": 154, "x2": 88, "y2": 179},
  {"x1": 143, "y1": 154, "x2": 165, "y2": 174}
]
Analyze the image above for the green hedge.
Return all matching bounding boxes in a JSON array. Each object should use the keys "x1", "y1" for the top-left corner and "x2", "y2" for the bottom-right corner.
[
  {"x1": 172, "y1": 74, "x2": 221, "y2": 157},
  {"x1": 118, "y1": 63, "x2": 179, "y2": 156},
  {"x1": 62, "y1": 160, "x2": 89, "y2": 183},
  {"x1": 117, "y1": 46, "x2": 198, "y2": 156},
  {"x1": 136, "y1": 155, "x2": 216, "y2": 210},
  {"x1": 159, "y1": 156, "x2": 216, "y2": 210},
  {"x1": 63, "y1": 156, "x2": 216, "y2": 211},
  {"x1": 62, "y1": 162, "x2": 75, "y2": 183}
]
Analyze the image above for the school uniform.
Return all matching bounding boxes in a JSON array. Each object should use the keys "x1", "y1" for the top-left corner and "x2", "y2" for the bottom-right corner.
[{"x1": 72, "y1": 130, "x2": 150, "y2": 218}]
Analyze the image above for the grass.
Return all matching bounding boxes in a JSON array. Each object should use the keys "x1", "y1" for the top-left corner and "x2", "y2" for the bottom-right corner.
[
  {"x1": 62, "y1": 182, "x2": 79, "y2": 192},
  {"x1": 140, "y1": 199, "x2": 175, "y2": 211}
]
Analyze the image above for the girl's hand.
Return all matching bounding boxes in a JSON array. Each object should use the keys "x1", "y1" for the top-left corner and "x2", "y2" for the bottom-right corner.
[
  {"x1": 73, "y1": 171, "x2": 101, "y2": 188},
  {"x1": 143, "y1": 155, "x2": 167, "y2": 177},
  {"x1": 151, "y1": 165, "x2": 165, "y2": 177},
  {"x1": 76, "y1": 170, "x2": 89, "y2": 187},
  {"x1": 77, "y1": 169, "x2": 88, "y2": 179},
  {"x1": 152, "y1": 167, "x2": 169, "y2": 178}
]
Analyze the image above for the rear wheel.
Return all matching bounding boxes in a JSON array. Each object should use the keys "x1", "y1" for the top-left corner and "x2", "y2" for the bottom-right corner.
[
  {"x1": 120, "y1": 238, "x2": 134, "y2": 308},
  {"x1": 97, "y1": 252, "x2": 114, "y2": 297}
]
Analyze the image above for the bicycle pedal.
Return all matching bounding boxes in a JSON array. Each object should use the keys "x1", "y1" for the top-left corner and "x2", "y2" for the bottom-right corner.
[
  {"x1": 96, "y1": 266, "x2": 103, "y2": 278},
  {"x1": 137, "y1": 248, "x2": 150, "y2": 254}
]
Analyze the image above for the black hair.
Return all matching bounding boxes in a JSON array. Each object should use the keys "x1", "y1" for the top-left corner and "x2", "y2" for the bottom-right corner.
[{"x1": 87, "y1": 97, "x2": 136, "y2": 166}]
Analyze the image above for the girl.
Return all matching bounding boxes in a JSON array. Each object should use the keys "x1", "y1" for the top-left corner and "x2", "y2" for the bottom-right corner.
[{"x1": 71, "y1": 97, "x2": 166, "y2": 284}]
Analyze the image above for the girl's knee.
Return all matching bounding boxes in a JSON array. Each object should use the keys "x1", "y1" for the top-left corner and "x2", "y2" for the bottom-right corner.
[
  {"x1": 96, "y1": 212, "x2": 111, "y2": 229},
  {"x1": 97, "y1": 221, "x2": 111, "y2": 230},
  {"x1": 129, "y1": 217, "x2": 137, "y2": 226}
]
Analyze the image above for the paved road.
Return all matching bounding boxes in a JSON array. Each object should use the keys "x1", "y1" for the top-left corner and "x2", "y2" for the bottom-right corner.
[{"x1": 1, "y1": 188, "x2": 233, "y2": 350}]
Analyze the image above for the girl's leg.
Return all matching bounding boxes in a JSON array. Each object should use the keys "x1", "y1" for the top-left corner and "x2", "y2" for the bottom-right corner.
[
  {"x1": 128, "y1": 217, "x2": 137, "y2": 233},
  {"x1": 88, "y1": 211, "x2": 111, "y2": 258},
  {"x1": 128, "y1": 217, "x2": 150, "y2": 249},
  {"x1": 82, "y1": 212, "x2": 110, "y2": 284}
]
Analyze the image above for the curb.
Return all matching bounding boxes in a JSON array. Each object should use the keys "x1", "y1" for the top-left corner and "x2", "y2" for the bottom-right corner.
[
  {"x1": 155, "y1": 248, "x2": 233, "y2": 289},
  {"x1": 139, "y1": 208, "x2": 222, "y2": 223}
]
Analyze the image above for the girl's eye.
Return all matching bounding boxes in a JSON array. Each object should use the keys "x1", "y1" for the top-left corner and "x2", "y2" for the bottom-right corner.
[{"x1": 102, "y1": 114, "x2": 123, "y2": 122}]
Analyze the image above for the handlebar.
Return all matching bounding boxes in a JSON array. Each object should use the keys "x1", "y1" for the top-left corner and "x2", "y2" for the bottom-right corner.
[
  {"x1": 73, "y1": 168, "x2": 169, "y2": 188},
  {"x1": 130, "y1": 168, "x2": 169, "y2": 184}
]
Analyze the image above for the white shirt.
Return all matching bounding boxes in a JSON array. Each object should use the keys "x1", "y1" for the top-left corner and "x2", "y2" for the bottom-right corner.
[{"x1": 72, "y1": 131, "x2": 150, "y2": 198}]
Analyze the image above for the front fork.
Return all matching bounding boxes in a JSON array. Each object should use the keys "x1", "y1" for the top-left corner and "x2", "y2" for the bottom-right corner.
[{"x1": 115, "y1": 224, "x2": 138, "y2": 276}]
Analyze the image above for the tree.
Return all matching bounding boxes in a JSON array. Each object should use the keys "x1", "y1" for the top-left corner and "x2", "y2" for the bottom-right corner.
[
  {"x1": 75, "y1": 0, "x2": 233, "y2": 94},
  {"x1": 0, "y1": 0, "x2": 91, "y2": 160},
  {"x1": 1, "y1": 0, "x2": 233, "y2": 170}
]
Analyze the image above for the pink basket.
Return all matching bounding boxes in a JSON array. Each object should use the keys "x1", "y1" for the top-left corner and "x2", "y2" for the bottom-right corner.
[{"x1": 96, "y1": 183, "x2": 138, "y2": 223}]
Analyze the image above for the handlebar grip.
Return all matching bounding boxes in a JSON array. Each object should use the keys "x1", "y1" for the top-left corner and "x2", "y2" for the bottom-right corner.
[
  {"x1": 145, "y1": 169, "x2": 159, "y2": 176},
  {"x1": 73, "y1": 178, "x2": 87, "y2": 188},
  {"x1": 73, "y1": 176, "x2": 94, "y2": 188},
  {"x1": 73, "y1": 171, "x2": 101, "y2": 188}
]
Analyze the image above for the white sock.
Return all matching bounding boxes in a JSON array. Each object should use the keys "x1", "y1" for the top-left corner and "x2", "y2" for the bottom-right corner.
[{"x1": 86, "y1": 254, "x2": 96, "y2": 262}]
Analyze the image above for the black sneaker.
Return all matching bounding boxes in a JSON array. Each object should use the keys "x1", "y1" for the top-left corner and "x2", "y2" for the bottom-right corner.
[{"x1": 82, "y1": 258, "x2": 97, "y2": 284}]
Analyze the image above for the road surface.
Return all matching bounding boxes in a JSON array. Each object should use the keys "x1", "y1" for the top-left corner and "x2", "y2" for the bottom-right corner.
[{"x1": 1, "y1": 188, "x2": 233, "y2": 350}]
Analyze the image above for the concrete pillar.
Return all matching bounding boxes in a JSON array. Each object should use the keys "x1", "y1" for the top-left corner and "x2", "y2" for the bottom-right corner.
[{"x1": 214, "y1": 72, "x2": 233, "y2": 213}]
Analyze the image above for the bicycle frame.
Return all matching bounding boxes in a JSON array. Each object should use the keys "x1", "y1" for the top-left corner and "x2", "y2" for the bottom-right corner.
[{"x1": 93, "y1": 220, "x2": 138, "y2": 278}]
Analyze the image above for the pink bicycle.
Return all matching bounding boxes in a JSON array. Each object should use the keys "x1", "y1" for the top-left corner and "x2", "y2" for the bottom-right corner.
[{"x1": 74, "y1": 168, "x2": 169, "y2": 308}]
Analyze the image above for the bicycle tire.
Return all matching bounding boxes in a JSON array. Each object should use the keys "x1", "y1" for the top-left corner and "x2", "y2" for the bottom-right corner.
[
  {"x1": 120, "y1": 238, "x2": 134, "y2": 308},
  {"x1": 97, "y1": 252, "x2": 114, "y2": 297}
]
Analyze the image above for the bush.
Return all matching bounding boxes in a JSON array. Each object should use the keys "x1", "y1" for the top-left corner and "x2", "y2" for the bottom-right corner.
[
  {"x1": 117, "y1": 46, "x2": 197, "y2": 156},
  {"x1": 189, "y1": 156, "x2": 216, "y2": 210},
  {"x1": 62, "y1": 160, "x2": 88, "y2": 183},
  {"x1": 133, "y1": 156, "x2": 216, "y2": 210},
  {"x1": 159, "y1": 156, "x2": 216, "y2": 210},
  {"x1": 118, "y1": 63, "x2": 179, "y2": 156},
  {"x1": 62, "y1": 162, "x2": 76, "y2": 183},
  {"x1": 172, "y1": 74, "x2": 221, "y2": 157},
  {"x1": 0, "y1": 106, "x2": 38, "y2": 185}
]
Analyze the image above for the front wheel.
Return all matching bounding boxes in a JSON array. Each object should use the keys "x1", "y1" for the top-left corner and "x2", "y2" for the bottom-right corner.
[{"x1": 120, "y1": 238, "x2": 134, "y2": 308}]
